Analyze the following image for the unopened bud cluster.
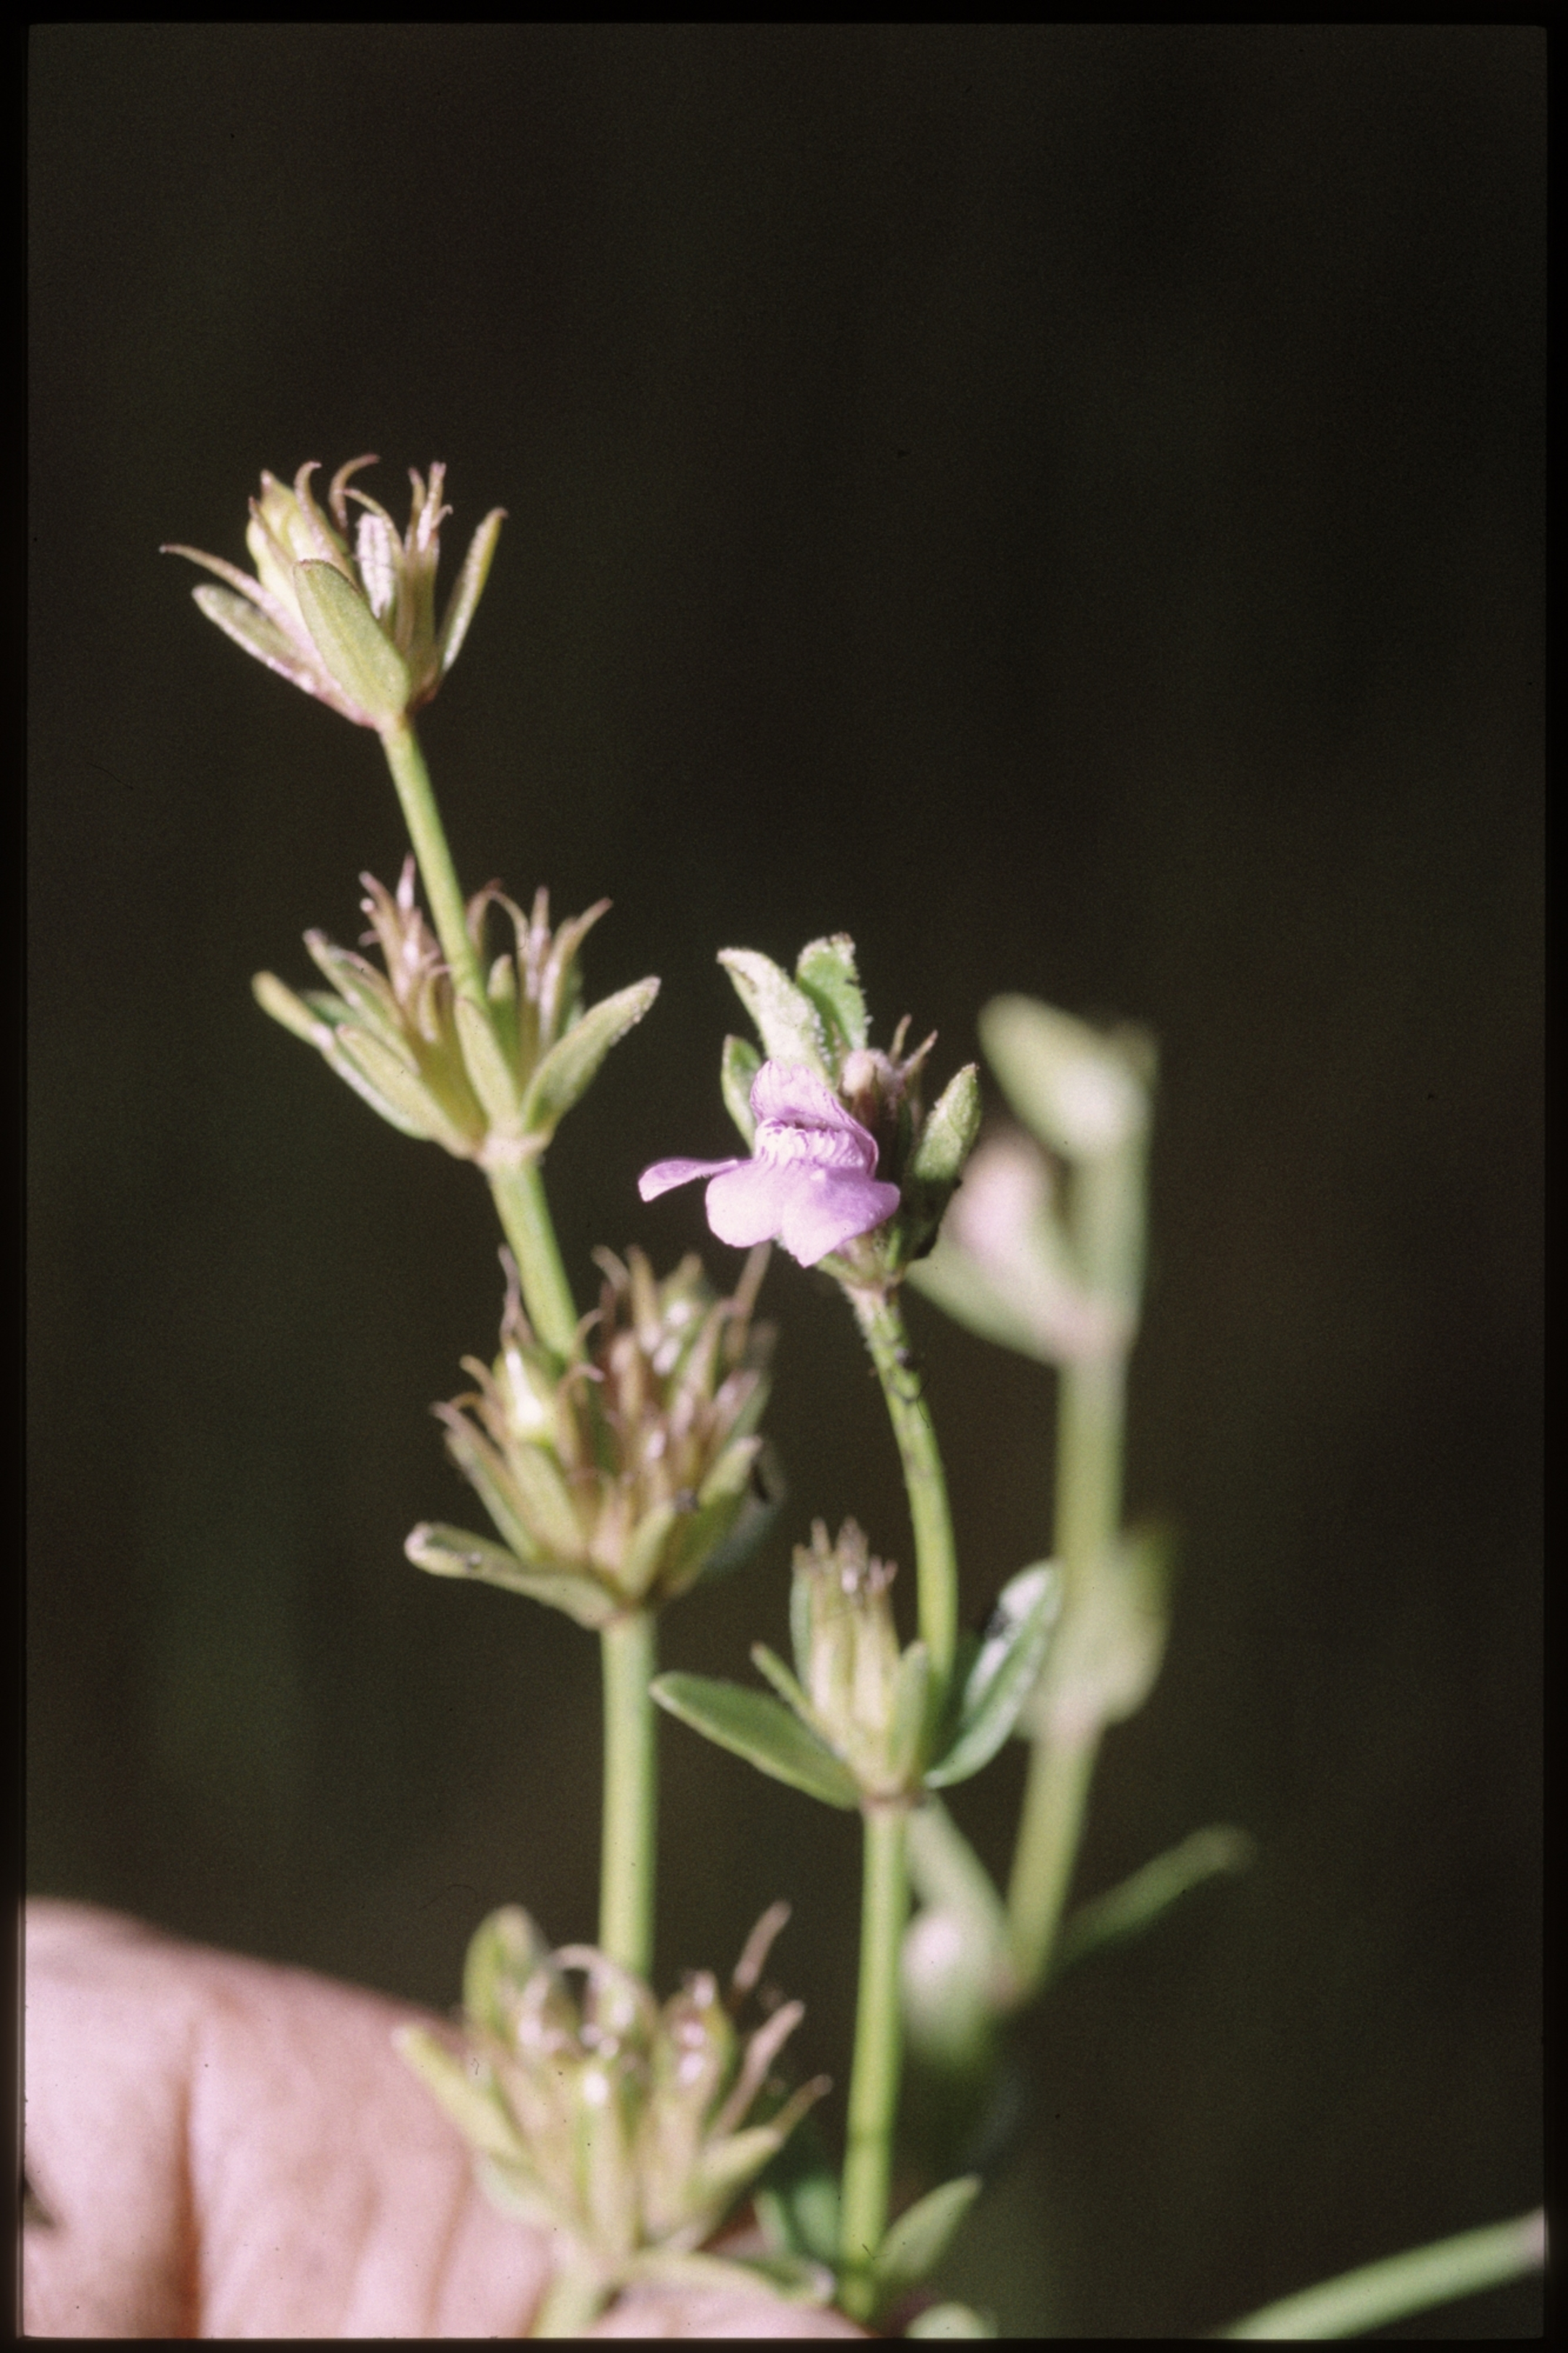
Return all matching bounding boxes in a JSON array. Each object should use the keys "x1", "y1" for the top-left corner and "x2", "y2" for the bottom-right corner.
[
  {"x1": 254, "y1": 862, "x2": 657, "y2": 1166},
  {"x1": 408, "y1": 1246, "x2": 778, "y2": 1625},
  {"x1": 398, "y1": 1905, "x2": 828, "y2": 2313}
]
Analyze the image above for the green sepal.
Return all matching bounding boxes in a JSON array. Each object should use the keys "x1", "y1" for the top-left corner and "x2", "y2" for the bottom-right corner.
[
  {"x1": 718, "y1": 949, "x2": 829, "y2": 1074},
  {"x1": 438, "y1": 1407, "x2": 585, "y2": 1565},
  {"x1": 405, "y1": 1522, "x2": 617, "y2": 1629},
  {"x1": 293, "y1": 556, "x2": 410, "y2": 726},
  {"x1": 926, "y1": 1563, "x2": 1059, "y2": 1788},
  {"x1": 651, "y1": 1673, "x2": 860, "y2": 1809},
  {"x1": 627, "y1": 2246, "x2": 830, "y2": 2308},
  {"x1": 794, "y1": 934, "x2": 868, "y2": 1062},
  {"x1": 909, "y1": 1063, "x2": 982, "y2": 1193},
  {"x1": 462, "y1": 1903, "x2": 549, "y2": 2040},
  {"x1": 694, "y1": 1438, "x2": 785, "y2": 1583},
  {"x1": 750, "y1": 1641, "x2": 812, "y2": 1720},
  {"x1": 334, "y1": 1024, "x2": 480, "y2": 1153},
  {"x1": 1053, "y1": 1824, "x2": 1256, "y2": 1978},
  {"x1": 437, "y1": 505, "x2": 506, "y2": 676},
  {"x1": 301, "y1": 934, "x2": 405, "y2": 1048},
  {"x1": 979, "y1": 996, "x2": 1149, "y2": 1161},
  {"x1": 454, "y1": 991, "x2": 524, "y2": 1131},
  {"x1": 520, "y1": 976, "x2": 660, "y2": 1139},
  {"x1": 721, "y1": 1033, "x2": 762, "y2": 1146},
  {"x1": 191, "y1": 582, "x2": 302, "y2": 680},
  {"x1": 253, "y1": 969, "x2": 325, "y2": 1047},
  {"x1": 393, "y1": 2022, "x2": 524, "y2": 2163},
  {"x1": 872, "y1": 2174, "x2": 983, "y2": 2302},
  {"x1": 616, "y1": 1497, "x2": 681, "y2": 1602},
  {"x1": 888, "y1": 1640, "x2": 936, "y2": 1789},
  {"x1": 790, "y1": 1560, "x2": 814, "y2": 1686},
  {"x1": 688, "y1": 2124, "x2": 794, "y2": 2218}
]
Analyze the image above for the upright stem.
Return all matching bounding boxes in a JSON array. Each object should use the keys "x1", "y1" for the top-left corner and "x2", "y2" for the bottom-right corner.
[
  {"x1": 488, "y1": 1162, "x2": 581, "y2": 1363},
  {"x1": 599, "y1": 1610, "x2": 658, "y2": 1980},
  {"x1": 377, "y1": 718, "x2": 486, "y2": 1007},
  {"x1": 1005, "y1": 1728, "x2": 1099, "y2": 1999},
  {"x1": 1004, "y1": 1128, "x2": 1138, "y2": 1995},
  {"x1": 851, "y1": 1288, "x2": 958, "y2": 1693},
  {"x1": 839, "y1": 1802, "x2": 909, "y2": 2322}
]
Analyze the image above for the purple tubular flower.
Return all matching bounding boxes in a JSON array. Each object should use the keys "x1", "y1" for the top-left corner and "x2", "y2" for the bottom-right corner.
[{"x1": 640, "y1": 1061, "x2": 902, "y2": 1268}]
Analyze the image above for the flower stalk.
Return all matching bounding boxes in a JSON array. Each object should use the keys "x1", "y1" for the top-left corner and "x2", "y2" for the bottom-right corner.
[{"x1": 849, "y1": 1286, "x2": 958, "y2": 1699}]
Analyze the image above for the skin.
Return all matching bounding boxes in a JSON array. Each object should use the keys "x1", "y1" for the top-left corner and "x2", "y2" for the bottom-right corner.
[{"x1": 22, "y1": 1901, "x2": 862, "y2": 2340}]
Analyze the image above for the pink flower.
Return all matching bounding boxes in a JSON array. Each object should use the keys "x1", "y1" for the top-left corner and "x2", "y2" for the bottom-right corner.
[{"x1": 639, "y1": 1061, "x2": 901, "y2": 1268}]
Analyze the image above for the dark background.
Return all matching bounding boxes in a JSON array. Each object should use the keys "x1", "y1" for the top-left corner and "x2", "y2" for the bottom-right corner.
[{"x1": 28, "y1": 26, "x2": 1542, "y2": 2336}]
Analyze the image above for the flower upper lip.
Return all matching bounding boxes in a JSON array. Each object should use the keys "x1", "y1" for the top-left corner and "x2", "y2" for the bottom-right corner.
[{"x1": 638, "y1": 1060, "x2": 901, "y2": 1268}]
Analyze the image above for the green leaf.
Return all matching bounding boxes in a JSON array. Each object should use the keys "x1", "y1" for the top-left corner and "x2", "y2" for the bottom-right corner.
[
  {"x1": 721, "y1": 1032, "x2": 762, "y2": 1146},
  {"x1": 909, "y1": 1063, "x2": 982, "y2": 1193},
  {"x1": 794, "y1": 935, "x2": 868, "y2": 1059},
  {"x1": 651, "y1": 1673, "x2": 860, "y2": 1808},
  {"x1": 873, "y1": 2176, "x2": 983, "y2": 2301},
  {"x1": 520, "y1": 976, "x2": 660, "y2": 1137},
  {"x1": 907, "y1": 1243, "x2": 1060, "y2": 1365},
  {"x1": 1054, "y1": 1824, "x2": 1256, "y2": 1977},
  {"x1": 979, "y1": 996, "x2": 1149, "y2": 1161},
  {"x1": 293, "y1": 557, "x2": 410, "y2": 724},
  {"x1": 926, "y1": 1563, "x2": 1059, "y2": 1789},
  {"x1": 1026, "y1": 1524, "x2": 1170, "y2": 1744},
  {"x1": 906, "y1": 2302, "x2": 996, "y2": 2337},
  {"x1": 753, "y1": 2116, "x2": 841, "y2": 2266},
  {"x1": 393, "y1": 2023, "x2": 523, "y2": 2163},
  {"x1": 718, "y1": 949, "x2": 829, "y2": 1073},
  {"x1": 463, "y1": 1904, "x2": 549, "y2": 2038},
  {"x1": 405, "y1": 1522, "x2": 617, "y2": 1629},
  {"x1": 1215, "y1": 2208, "x2": 1546, "y2": 2340}
]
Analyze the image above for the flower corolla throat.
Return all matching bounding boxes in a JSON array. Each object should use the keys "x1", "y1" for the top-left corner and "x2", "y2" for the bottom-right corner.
[{"x1": 639, "y1": 1060, "x2": 900, "y2": 1268}]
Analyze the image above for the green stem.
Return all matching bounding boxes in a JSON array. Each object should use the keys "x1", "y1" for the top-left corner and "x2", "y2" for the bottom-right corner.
[
  {"x1": 1053, "y1": 1354, "x2": 1125, "y2": 1597},
  {"x1": 851, "y1": 1289, "x2": 958, "y2": 1692},
  {"x1": 488, "y1": 1161, "x2": 581, "y2": 1363},
  {"x1": 1216, "y1": 2208, "x2": 1545, "y2": 2340},
  {"x1": 377, "y1": 718, "x2": 487, "y2": 1008},
  {"x1": 1004, "y1": 1726, "x2": 1099, "y2": 1999},
  {"x1": 599, "y1": 1610, "x2": 658, "y2": 1980},
  {"x1": 1004, "y1": 1125, "x2": 1136, "y2": 1991},
  {"x1": 839, "y1": 1802, "x2": 910, "y2": 2322}
]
